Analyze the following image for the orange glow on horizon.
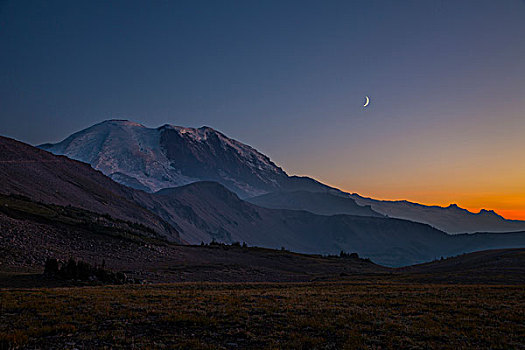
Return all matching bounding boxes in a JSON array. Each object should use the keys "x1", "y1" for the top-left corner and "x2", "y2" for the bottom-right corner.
[
  {"x1": 280, "y1": 110, "x2": 525, "y2": 222},
  {"x1": 347, "y1": 192, "x2": 525, "y2": 221},
  {"x1": 487, "y1": 209, "x2": 525, "y2": 221},
  {"x1": 329, "y1": 181, "x2": 525, "y2": 221}
]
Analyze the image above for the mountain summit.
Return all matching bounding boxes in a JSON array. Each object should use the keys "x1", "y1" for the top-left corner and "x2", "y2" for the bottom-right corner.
[{"x1": 40, "y1": 120, "x2": 289, "y2": 197}]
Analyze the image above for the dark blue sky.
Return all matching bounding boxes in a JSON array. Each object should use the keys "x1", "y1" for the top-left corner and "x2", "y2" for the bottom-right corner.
[{"x1": 1, "y1": 0, "x2": 524, "y2": 216}]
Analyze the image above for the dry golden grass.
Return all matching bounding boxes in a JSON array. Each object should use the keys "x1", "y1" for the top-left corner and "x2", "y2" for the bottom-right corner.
[{"x1": 1, "y1": 282, "x2": 524, "y2": 349}]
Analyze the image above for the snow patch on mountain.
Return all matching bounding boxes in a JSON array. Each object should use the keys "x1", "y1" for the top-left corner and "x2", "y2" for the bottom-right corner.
[{"x1": 40, "y1": 120, "x2": 200, "y2": 192}]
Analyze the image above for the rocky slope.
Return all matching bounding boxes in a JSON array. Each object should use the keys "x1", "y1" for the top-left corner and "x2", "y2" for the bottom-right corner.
[
  {"x1": 0, "y1": 195, "x2": 387, "y2": 282},
  {"x1": 247, "y1": 190, "x2": 383, "y2": 217},
  {"x1": 0, "y1": 135, "x2": 180, "y2": 242}
]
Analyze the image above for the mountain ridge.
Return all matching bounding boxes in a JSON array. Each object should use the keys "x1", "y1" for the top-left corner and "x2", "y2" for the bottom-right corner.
[
  {"x1": 348, "y1": 193, "x2": 525, "y2": 234},
  {"x1": 39, "y1": 119, "x2": 525, "y2": 234}
]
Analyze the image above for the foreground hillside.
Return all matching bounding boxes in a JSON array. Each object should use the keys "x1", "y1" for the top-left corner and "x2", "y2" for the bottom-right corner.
[
  {"x1": 0, "y1": 194, "x2": 388, "y2": 283},
  {"x1": 0, "y1": 136, "x2": 181, "y2": 242},
  {"x1": 0, "y1": 135, "x2": 445, "y2": 266},
  {"x1": 1, "y1": 282, "x2": 523, "y2": 349},
  {"x1": 398, "y1": 248, "x2": 525, "y2": 284}
]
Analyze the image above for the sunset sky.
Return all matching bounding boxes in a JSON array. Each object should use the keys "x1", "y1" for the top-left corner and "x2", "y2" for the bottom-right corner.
[{"x1": 1, "y1": 1, "x2": 524, "y2": 218}]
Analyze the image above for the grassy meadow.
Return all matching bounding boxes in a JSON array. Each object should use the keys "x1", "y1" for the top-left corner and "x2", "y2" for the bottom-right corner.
[{"x1": 1, "y1": 281, "x2": 524, "y2": 349}]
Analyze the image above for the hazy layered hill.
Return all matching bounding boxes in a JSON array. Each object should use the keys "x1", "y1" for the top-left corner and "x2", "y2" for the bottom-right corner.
[
  {"x1": 349, "y1": 194, "x2": 525, "y2": 234},
  {"x1": 247, "y1": 191, "x2": 382, "y2": 217},
  {"x1": 0, "y1": 136, "x2": 181, "y2": 242},
  {"x1": 135, "y1": 181, "x2": 452, "y2": 266},
  {"x1": 134, "y1": 181, "x2": 525, "y2": 266}
]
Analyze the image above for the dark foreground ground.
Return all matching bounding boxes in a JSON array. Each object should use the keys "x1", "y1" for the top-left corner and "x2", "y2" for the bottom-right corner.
[{"x1": 1, "y1": 281, "x2": 524, "y2": 349}]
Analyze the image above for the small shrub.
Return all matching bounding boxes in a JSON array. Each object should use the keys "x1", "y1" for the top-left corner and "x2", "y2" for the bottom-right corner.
[{"x1": 43, "y1": 257, "x2": 136, "y2": 284}]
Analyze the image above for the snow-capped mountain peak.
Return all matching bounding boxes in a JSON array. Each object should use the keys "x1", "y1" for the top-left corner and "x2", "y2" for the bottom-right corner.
[{"x1": 40, "y1": 120, "x2": 288, "y2": 197}]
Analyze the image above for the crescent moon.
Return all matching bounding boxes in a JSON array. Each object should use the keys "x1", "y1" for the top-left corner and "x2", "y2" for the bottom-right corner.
[{"x1": 363, "y1": 96, "x2": 370, "y2": 107}]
